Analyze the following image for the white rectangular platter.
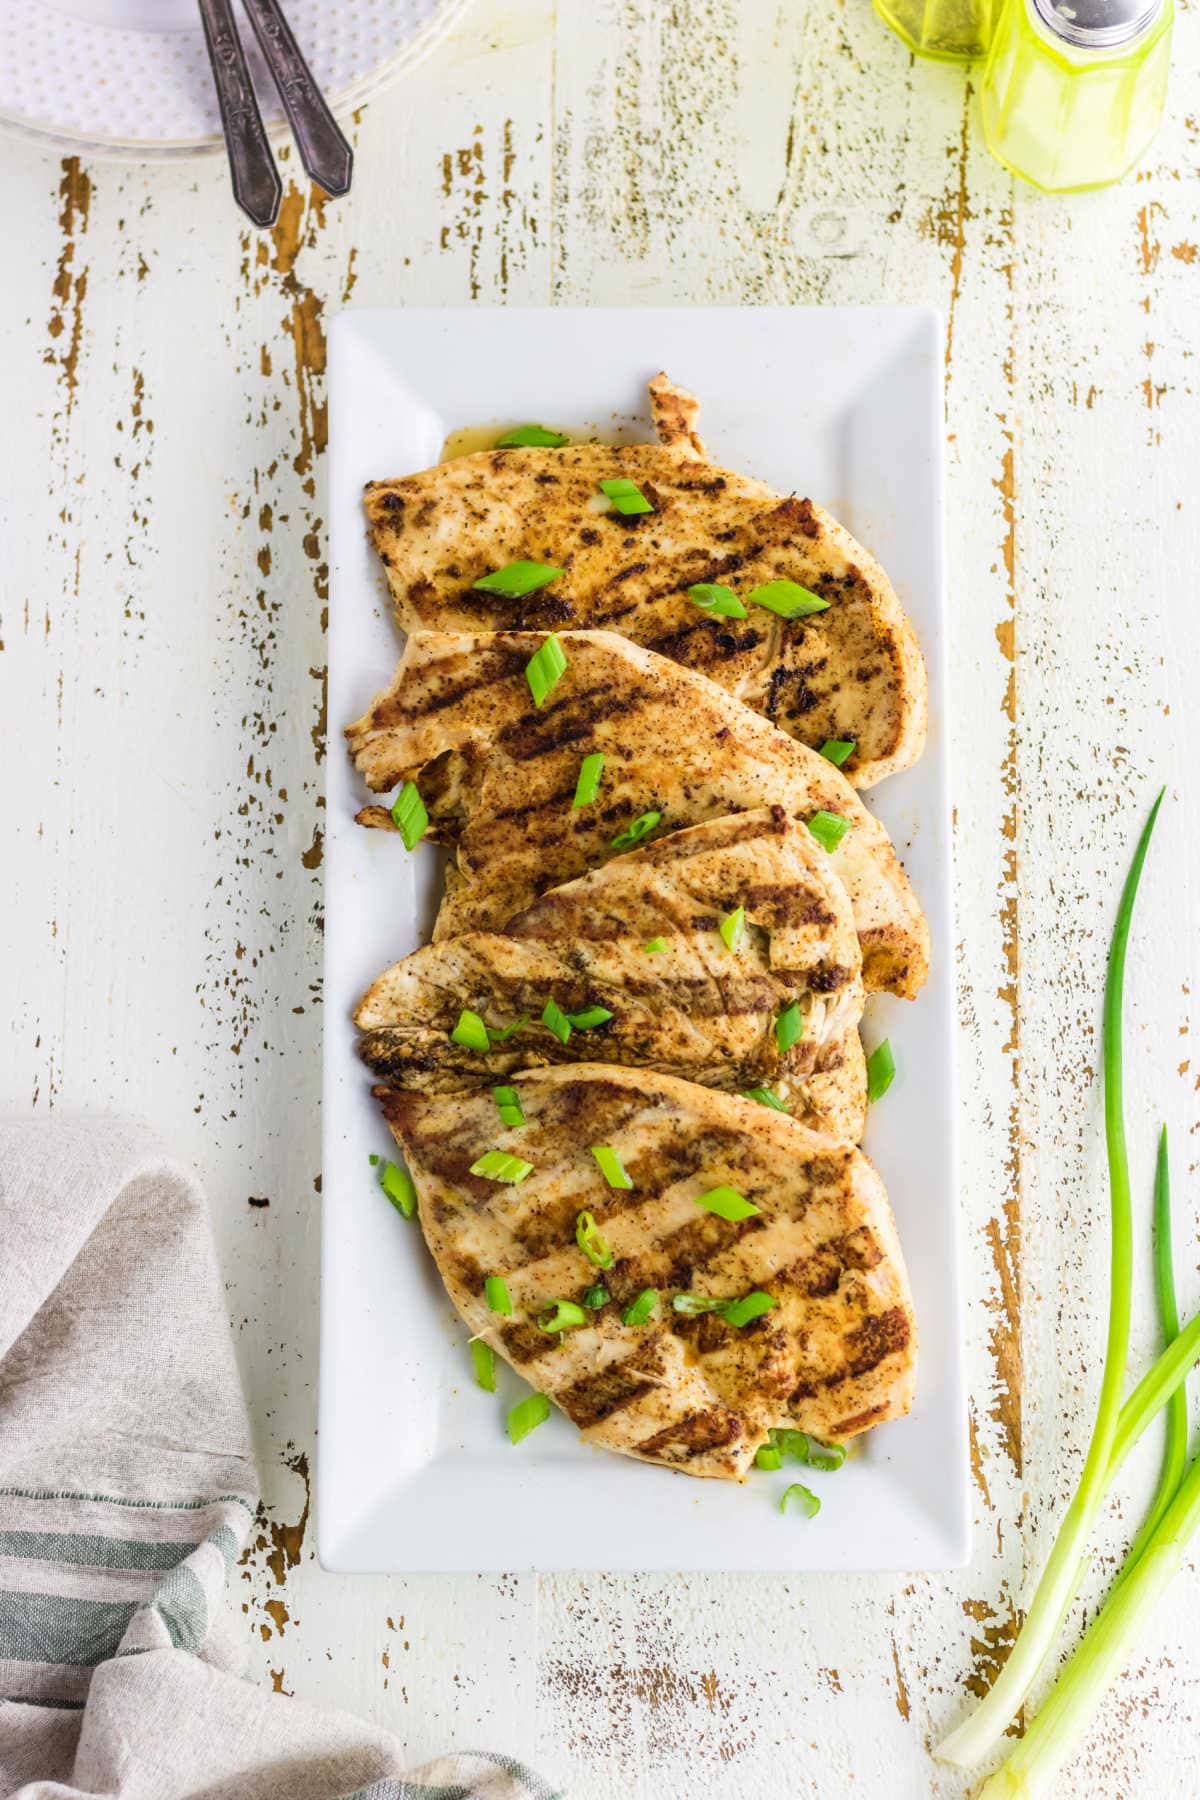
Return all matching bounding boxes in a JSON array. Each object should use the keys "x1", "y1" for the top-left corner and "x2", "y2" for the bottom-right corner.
[{"x1": 319, "y1": 307, "x2": 967, "y2": 1573}]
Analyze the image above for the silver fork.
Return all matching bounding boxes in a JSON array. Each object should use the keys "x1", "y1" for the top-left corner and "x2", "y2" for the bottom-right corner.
[{"x1": 198, "y1": 0, "x2": 354, "y2": 229}]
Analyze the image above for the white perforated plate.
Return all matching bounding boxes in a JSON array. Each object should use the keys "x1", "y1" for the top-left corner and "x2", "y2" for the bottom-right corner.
[
  {"x1": 0, "y1": 0, "x2": 471, "y2": 157},
  {"x1": 320, "y1": 307, "x2": 969, "y2": 1574}
]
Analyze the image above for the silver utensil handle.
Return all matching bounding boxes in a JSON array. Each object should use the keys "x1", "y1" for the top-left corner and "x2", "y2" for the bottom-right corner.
[
  {"x1": 197, "y1": 0, "x2": 282, "y2": 228},
  {"x1": 239, "y1": 0, "x2": 354, "y2": 199}
]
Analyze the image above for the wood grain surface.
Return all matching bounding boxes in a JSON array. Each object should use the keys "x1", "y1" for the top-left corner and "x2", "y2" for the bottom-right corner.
[{"x1": 2, "y1": 2, "x2": 1199, "y2": 1793}]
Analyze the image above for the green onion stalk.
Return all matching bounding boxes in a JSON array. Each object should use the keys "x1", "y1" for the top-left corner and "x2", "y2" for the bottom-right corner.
[
  {"x1": 979, "y1": 1450, "x2": 1200, "y2": 1796},
  {"x1": 1119, "y1": 1127, "x2": 1188, "y2": 1577},
  {"x1": 1105, "y1": 1290, "x2": 1199, "y2": 1479},
  {"x1": 978, "y1": 1123, "x2": 1194, "y2": 1796},
  {"x1": 937, "y1": 790, "x2": 1163, "y2": 1770}
]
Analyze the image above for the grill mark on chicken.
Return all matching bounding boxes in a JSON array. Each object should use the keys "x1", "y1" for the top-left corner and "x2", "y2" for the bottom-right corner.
[
  {"x1": 605, "y1": 1208, "x2": 760, "y2": 1300},
  {"x1": 378, "y1": 1067, "x2": 916, "y2": 1479},
  {"x1": 636, "y1": 1407, "x2": 745, "y2": 1460},
  {"x1": 498, "y1": 1321, "x2": 552, "y2": 1367},
  {"x1": 490, "y1": 778, "x2": 581, "y2": 824},
  {"x1": 559, "y1": 1361, "x2": 659, "y2": 1430},
  {"x1": 497, "y1": 687, "x2": 643, "y2": 761},
  {"x1": 362, "y1": 380, "x2": 926, "y2": 787},
  {"x1": 837, "y1": 1225, "x2": 885, "y2": 1271},
  {"x1": 372, "y1": 644, "x2": 528, "y2": 728},
  {"x1": 831, "y1": 1402, "x2": 890, "y2": 1435},
  {"x1": 766, "y1": 664, "x2": 821, "y2": 721},
  {"x1": 774, "y1": 1225, "x2": 885, "y2": 1299},
  {"x1": 789, "y1": 1305, "x2": 913, "y2": 1403},
  {"x1": 647, "y1": 622, "x2": 767, "y2": 668}
]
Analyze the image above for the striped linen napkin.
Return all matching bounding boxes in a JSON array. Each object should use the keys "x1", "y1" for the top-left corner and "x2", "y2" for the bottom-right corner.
[{"x1": 0, "y1": 1121, "x2": 560, "y2": 1800}]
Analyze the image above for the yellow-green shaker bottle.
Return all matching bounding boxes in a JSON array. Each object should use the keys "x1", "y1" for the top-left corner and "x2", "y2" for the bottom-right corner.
[
  {"x1": 981, "y1": 0, "x2": 1172, "y2": 192},
  {"x1": 874, "y1": 0, "x2": 999, "y2": 61}
]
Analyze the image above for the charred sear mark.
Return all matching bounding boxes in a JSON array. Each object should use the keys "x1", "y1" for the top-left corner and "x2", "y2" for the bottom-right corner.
[
  {"x1": 560, "y1": 1361, "x2": 659, "y2": 1429},
  {"x1": 497, "y1": 687, "x2": 641, "y2": 761},
  {"x1": 766, "y1": 665, "x2": 822, "y2": 719},
  {"x1": 373, "y1": 648, "x2": 529, "y2": 729},
  {"x1": 790, "y1": 1305, "x2": 912, "y2": 1402},
  {"x1": 636, "y1": 1406, "x2": 743, "y2": 1460}
]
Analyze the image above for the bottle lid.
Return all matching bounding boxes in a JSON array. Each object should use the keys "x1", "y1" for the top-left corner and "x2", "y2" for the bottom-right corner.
[{"x1": 1031, "y1": 0, "x2": 1162, "y2": 47}]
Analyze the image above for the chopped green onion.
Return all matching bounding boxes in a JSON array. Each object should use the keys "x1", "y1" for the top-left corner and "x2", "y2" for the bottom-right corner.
[
  {"x1": 672, "y1": 1291, "x2": 777, "y2": 1326},
  {"x1": 599, "y1": 476, "x2": 653, "y2": 516},
  {"x1": 380, "y1": 1160, "x2": 417, "y2": 1219},
  {"x1": 718, "y1": 905, "x2": 745, "y2": 952},
  {"x1": 542, "y1": 999, "x2": 572, "y2": 1044},
  {"x1": 694, "y1": 1185, "x2": 761, "y2": 1222},
  {"x1": 576, "y1": 1209, "x2": 615, "y2": 1268},
  {"x1": 525, "y1": 633, "x2": 568, "y2": 707},
  {"x1": 722, "y1": 1291, "x2": 777, "y2": 1328},
  {"x1": 582, "y1": 1284, "x2": 610, "y2": 1310},
  {"x1": 936, "y1": 788, "x2": 1164, "y2": 1771},
  {"x1": 590, "y1": 1144, "x2": 633, "y2": 1191},
  {"x1": 807, "y1": 810, "x2": 852, "y2": 854},
  {"x1": 866, "y1": 1040, "x2": 896, "y2": 1104},
  {"x1": 611, "y1": 810, "x2": 662, "y2": 851},
  {"x1": 775, "y1": 1001, "x2": 803, "y2": 1054},
  {"x1": 368, "y1": 1153, "x2": 379, "y2": 1166},
  {"x1": 507, "y1": 1392, "x2": 551, "y2": 1444},
  {"x1": 643, "y1": 937, "x2": 668, "y2": 954},
  {"x1": 572, "y1": 752, "x2": 605, "y2": 807},
  {"x1": 688, "y1": 582, "x2": 747, "y2": 619},
  {"x1": 485, "y1": 1275, "x2": 512, "y2": 1315},
  {"x1": 741, "y1": 1086, "x2": 788, "y2": 1112},
  {"x1": 780, "y1": 1482, "x2": 821, "y2": 1519},
  {"x1": 566, "y1": 1005, "x2": 613, "y2": 1030},
  {"x1": 805, "y1": 1439, "x2": 846, "y2": 1472},
  {"x1": 495, "y1": 424, "x2": 569, "y2": 448},
  {"x1": 488, "y1": 1015, "x2": 529, "y2": 1043},
  {"x1": 493, "y1": 1085, "x2": 526, "y2": 1128},
  {"x1": 469, "y1": 1150, "x2": 533, "y2": 1184},
  {"x1": 537, "y1": 1299, "x2": 587, "y2": 1335},
  {"x1": 769, "y1": 1428, "x2": 846, "y2": 1471},
  {"x1": 451, "y1": 1008, "x2": 492, "y2": 1052},
  {"x1": 818, "y1": 738, "x2": 856, "y2": 768},
  {"x1": 623, "y1": 1288, "x2": 659, "y2": 1326},
  {"x1": 473, "y1": 559, "x2": 563, "y2": 597},
  {"x1": 755, "y1": 1444, "x2": 783, "y2": 1471},
  {"x1": 748, "y1": 579, "x2": 830, "y2": 619},
  {"x1": 470, "y1": 1338, "x2": 496, "y2": 1392},
  {"x1": 390, "y1": 781, "x2": 428, "y2": 850}
]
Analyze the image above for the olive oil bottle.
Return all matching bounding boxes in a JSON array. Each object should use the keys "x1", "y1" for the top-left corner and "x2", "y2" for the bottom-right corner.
[{"x1": 980, "y1": 0, "x2": 1173, "y2": 192}]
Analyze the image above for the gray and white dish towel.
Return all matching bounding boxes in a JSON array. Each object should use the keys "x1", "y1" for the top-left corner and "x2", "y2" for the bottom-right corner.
[{"x1": 0, "y1": 1121, "x2": 560, "y2": 1800}]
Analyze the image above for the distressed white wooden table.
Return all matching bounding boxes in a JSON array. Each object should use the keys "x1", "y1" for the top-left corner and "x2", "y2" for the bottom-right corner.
[{"x1": 3, "y1": 2, "x2": 1200, "y2": 1793}]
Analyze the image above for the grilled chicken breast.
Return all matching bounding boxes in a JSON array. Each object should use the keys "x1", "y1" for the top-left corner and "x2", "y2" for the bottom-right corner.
[
  {"x1": 380, "y1": 1065, "x2": 916, "y2": 1479},
  {"x1": 363, "y1": 374, "x2": 926, "y2": 788},
  {"x1": 345, "y1": 629, "x2": 930, "y2": 998},
  {"x1": 356, "y1": 808, "x2": 868, "y2": 1141}
]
